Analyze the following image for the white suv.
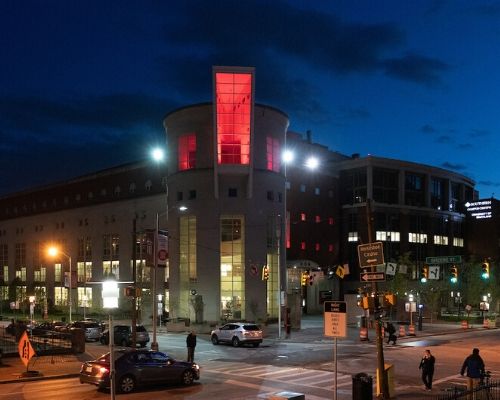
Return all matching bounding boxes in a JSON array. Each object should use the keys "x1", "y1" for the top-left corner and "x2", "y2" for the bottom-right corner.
[{"x1": 211, "y1": 322, "x2": 263, "y2": 347}]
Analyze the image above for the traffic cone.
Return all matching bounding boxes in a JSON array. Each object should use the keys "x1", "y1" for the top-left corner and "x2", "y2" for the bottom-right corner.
[
  {"x1": 359, "y1": 327, "x2": 369, "y2": 341},
  {"x1": 408, "y1": 324, "x2": 416, "y2": 336},
  {"x1": 398, "y1": 325, "x2": 406, "y2": 337}
]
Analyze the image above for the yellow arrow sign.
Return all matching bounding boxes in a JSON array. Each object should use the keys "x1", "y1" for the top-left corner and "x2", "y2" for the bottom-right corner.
[{"x1": 18, "y1": 331, "x2": 36, "y2": 367}]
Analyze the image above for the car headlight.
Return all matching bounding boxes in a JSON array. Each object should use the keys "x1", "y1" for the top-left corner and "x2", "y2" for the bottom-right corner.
[{"x1": 192, "y1": 363, "x2": 200, "y2": 370}]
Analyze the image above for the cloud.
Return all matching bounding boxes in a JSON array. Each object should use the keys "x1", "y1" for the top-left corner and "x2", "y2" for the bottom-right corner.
[
  {"x1": 457, "y1": 143, "x2": 473, "y2": 150},
  {"x1": 436, "y1": 135, "x2": 454, "y2": 144},
  {"x1": 469, "y1": 129, "x2": 490, "y2": 137},
  {"x1": 382, "y1": 53, "x2": 449, "y2": 86},
  {"x1": 477, "y1": 180, "x2": 500, "y2": 187},
  {"x1": 441, "y1": 162, "x2": 467, "y2": 171}
]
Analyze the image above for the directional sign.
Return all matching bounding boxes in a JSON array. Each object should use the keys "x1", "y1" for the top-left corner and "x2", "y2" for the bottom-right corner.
[
  {"x1": 358, "y1": 242, "x2": 385, "y2": 268},
  {"x1": 360, "y1": 272, "x2": 386, "y2": 282},
  {"x1": 425, "y1": 256, "x2": 462, "y2": 264},
  {"x1": 324, "y1": 301, "x2": 347, "y2": 338}
]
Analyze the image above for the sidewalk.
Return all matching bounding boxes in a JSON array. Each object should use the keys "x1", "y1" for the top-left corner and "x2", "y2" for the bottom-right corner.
[{"x1": 0, "y1": 318, "x2": 492, "y2": 386}]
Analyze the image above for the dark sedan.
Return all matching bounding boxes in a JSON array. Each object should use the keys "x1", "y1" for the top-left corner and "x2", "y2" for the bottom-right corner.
[{"x1": 79, "y1": 349, "x2": 200, "y2": 393}]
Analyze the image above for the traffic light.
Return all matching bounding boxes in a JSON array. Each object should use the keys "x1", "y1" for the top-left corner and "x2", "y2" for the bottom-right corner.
[
  {"x1": 309, "y1": 273, "x2": 314, "y2": 286},
  {"x1": 301, "y1": 271, "x2": 310, "y2": 286},
  {"x1": 420, "y1": 264, "x2": 429, "y2": 283},
  {"x1": 481, "y1": 261, "x2": 490, "y2": 279},
  {"x1": 262, "y1": 266, "x2": 269, "y2": 281},
  {"x1": 450, "y1": 265, "x2": 458, "y2": 283}
]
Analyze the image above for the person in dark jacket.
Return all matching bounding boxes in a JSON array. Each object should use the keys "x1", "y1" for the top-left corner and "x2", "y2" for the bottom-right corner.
[
  {"x1": 186, "y1": 330, "x2": 197, "y2": 363},
  {"x1": 386, "y1": 322, "x2": 397, "y2": 345},
  {"x1": 460, "y1": 348, "x2": 485, "y2": 391},
  {"x1": 419, "y1": 349, "x2": 436, "y2": 391}
]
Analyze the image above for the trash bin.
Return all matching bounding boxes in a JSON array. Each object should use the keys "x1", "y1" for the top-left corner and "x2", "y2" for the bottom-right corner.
[
  {"x1": 71, "y1": 328, "x2": 86, "y2": 353},
  {"x1": 352, "y1": 372, "x2": 373, "y2": 400}
]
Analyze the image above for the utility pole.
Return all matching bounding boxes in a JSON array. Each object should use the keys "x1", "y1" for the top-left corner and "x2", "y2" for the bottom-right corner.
[
  {"x1": 131, "y1": 218, "x2": 137, "y2": 348},
  {"x1": 366, "y1": 199, "x2": 390, "y2": 399}
]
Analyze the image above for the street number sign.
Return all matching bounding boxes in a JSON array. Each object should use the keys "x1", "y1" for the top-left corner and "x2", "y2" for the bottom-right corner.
[{"x1": 324, "y1": 301, "x2": 347, "y2": 338}]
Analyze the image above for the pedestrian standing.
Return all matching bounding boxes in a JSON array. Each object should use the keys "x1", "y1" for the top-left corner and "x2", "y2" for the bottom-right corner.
[
  {"x1": 460, "y1": 348, "x2": 485, "y2": 392},
  {"x1": 186, "y1": 330, "x2": 197, "y2": 363},
  {"x1": 419, "y1": 349, "x2": 435, "y2": 391},
  {"x1": 386, "y1": 322, "x2": 397, "y2": 345}
]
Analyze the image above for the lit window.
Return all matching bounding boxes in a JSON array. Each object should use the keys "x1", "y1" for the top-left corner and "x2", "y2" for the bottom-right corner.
[
  {"x1": 300, "y1": 242, "x2": 306, "y2": 250},
  {"x1": 314, "y1": 187, "x2": 320, "y2": 195},
  {"x1": 409, "y1": 233, "x2": 428, "y2": 243},
  {"x1": 376, "y1": 231, "x2": 400, "y2": 242},
  {"x1": 315, "y1": 215, "x2": 321, "y2": 223},
  {"x1": 328, "y1": 217, "x2": 334, "y2": 225},
  {"x1": 300, "y1": 213, "x2": 306, "y2": 221},
  {"x1": 315, "y1": 243, "x2": 320, "y2": 251},
  {"x1": 328, "y1": 244, "x2": 334, "y2": 252},
  {"x1": 266, "y1": 136, "x2": 281, "y2": 172},
  {"x1": 300, "y1": 184, "x2": 306, "y2": 193},
  {"x1": 434, "y1": 235, "x2": 449, "y2": 245},
  {"x1": 453, "y1": 237, "x2": 464, "y2": 247},
  {"x1": 348, "y1": 232, "x2": 358, "y2": 242},
  {"x1": 215, "y1": 71, "x2": 252, "y2": 165},
  {"x1": 178, "y1": 134, "x2": 196, "y2": 170}
]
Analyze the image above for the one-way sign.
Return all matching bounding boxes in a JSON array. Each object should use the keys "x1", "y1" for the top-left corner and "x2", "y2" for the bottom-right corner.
[{"x1": 360, "y1": 272, "x2": 386, "y2": 282}]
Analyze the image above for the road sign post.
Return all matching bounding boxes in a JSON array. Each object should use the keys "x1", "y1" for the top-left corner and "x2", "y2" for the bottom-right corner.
[{"x1": 324, "y1": 301, "x2": 347, "y2": 400}]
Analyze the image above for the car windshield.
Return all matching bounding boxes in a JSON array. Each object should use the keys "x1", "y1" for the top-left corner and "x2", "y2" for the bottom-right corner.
[
  {"x1": 85, "y1": 323, "x2": 100, "y2": 328},
  {"x1": 96, "y1": 351, "x2": 127, "y2": 363},
  {"x1": 136, "y1": 326, "x2": 147, "y2": 332},
  {"x1": 243, "y1": 324, "x2": 260, "y2": 331}
]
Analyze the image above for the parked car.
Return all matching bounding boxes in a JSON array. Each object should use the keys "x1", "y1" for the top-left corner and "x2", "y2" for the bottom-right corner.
[
  {"x1": 100, "y1": 325, "x2": 149, "y2": 347},
  {"x1": 70, "y1": 321, "x2": 102, "y2": 341},
  {"x1": 79, "y1": 349, "x2": 200, "y2": 393},
  {"x1": 211, "y1": 322, "x2": 263, "y2": 347},
  {"x1": 31, "y1": 322, "x2": 57, "y2": 336}
]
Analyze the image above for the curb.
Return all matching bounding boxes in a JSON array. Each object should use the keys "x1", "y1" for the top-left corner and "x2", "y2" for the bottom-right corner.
[{"x1": 0, "y1": 372, "x2": 79, "y2": 385}]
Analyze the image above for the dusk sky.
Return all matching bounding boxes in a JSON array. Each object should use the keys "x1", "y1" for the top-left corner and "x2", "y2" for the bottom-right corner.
[{"x1": 1, "y1": 1, "x2": 499, "y2": 198}]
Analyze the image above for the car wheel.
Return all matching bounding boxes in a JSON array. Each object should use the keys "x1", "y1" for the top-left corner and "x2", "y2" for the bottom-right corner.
[
  {"x1": 181, "y1": 370, "x2": 194, "y2": 385},
  {"x1": 121, "y1": 339, "x2": 128, "y2": 347},
  {"x1": 211, "y1": 335, "x2": 219, "y2": 345},
  {"x1": 118, "y1": 375, "x2": 136, "y2": 393},
  {"x1": 231, "y1": 337, "x2": 240, "y2": 347},
  {"x1": 252, "y1": 343, "x2": 260, "y2": 348}
]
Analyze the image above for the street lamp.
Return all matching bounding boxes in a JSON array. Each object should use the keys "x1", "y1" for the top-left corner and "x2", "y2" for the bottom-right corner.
[
  {"x1": 102, "y1": 279, "x2": 119, "y2": 400},
  {"x1": 48, "y1": 246, "x2": 73, "y2": 323}
]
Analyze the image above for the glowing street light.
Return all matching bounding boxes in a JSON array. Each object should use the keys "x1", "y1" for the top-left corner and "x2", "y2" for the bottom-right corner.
[
  {"x1": 304, "y1": 156, "x2": 319, "y2": 170},
  {"x1": 48, "y1": 246, "x2": 73, "y2": 323},
  {"x1": 151, "y1": 147, "x2": 165, "y2": 162}
]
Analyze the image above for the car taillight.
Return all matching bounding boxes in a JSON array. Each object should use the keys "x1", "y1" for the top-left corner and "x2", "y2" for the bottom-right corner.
[{"x1": 97, "y1": 366, "x2": 109, "y2": 377}]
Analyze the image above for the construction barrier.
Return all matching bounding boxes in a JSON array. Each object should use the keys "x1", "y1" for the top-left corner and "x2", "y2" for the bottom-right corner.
[
  {"x1": 408, "y1": 324, "x2": 416, "y2": 336},
  {"x1": 398, "y1": 325, "x2": 406, "y2": 337},
  {"x1": 461, "y1": 320, "x2": 469, "y2": 329},
  {"x1": 359, "y1": 327, "x2": 369, "y2": 341}
]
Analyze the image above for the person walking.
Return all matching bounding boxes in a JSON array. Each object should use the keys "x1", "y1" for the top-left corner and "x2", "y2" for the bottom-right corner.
[
  {"x1": 186, "y1": 330, "x2": 197, "y2": 363},
  {"x1": 460, "y1": 348, "x2": 485, "y2": 392},
  {"x1": 419, "y1": 349, "x2": 436, "y2": 391},
  {"x1": 386, "y1": 322, "x2": 397, "y2": 345}
]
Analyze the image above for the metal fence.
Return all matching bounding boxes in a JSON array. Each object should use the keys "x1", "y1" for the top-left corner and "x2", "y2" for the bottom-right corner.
[
  {"x1": 0, "y1": 326, "x2": 73, "y2": 356},
  {"x1": 434, "y1": 379, "x2": 500, "y2": 400}
]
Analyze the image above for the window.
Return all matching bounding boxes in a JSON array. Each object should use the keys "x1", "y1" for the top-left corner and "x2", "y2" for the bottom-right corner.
[
  {"x1": 315, "y1": 215, "x2": 321, "y2": 223},
  {"x1": 409, "y1": 233, "x2": 428, "y2": 243},
  {"x1": 300, "y1": 242, "x2": 306, "y2": 250},
  {"x1": 300, "y1": 213, "x2": 306, "y2": 221},
  {"x1": 228, "y1": 188, "x2": 237, "y2": 197},
  {"x1": 453, "y1": 237, "x2": 464, "y2": 247},
  {"x1": 376, "y1": 231, "x2": 400, "y2": 242},
  {"x1": 348, "y1": 232, "x2": 358, "y2": 242},
  {"x1": 315, "y1": 243, "x2": 320, "y2": 251},
  {"x1": 266, "y1": 136, "x2": 281, "y2": 172},
  {"x1": 103, "y1": 234, "x2": 119, "y2": 259},
  {"x1": 215, "y1": 71, "x2": 252, "y2": 165},
  {"x1": 54, "y1": 263, "x2": 62, "y2": 282},
  {"x1": 77, "y1": 261, "x2": 92, "y2": 282},
  {"x1": 434, "y1": 235, "x2": 448, "y2": 245},
  {"x1": 328, "y1": 244, "x2": 334, "y2": 252},
  {"x1": 328, "y1": 217, "x2": 334, "y2": 225},
  {"x1": 180, "y1": 216, "x2": 197, "y2": 282},
  {"x1": 15, "y1": 243, "x2": 26, "y2": 267},
  {"x1": 54, "y1": 286, "x2": 68, "y2": 306},
  {"x1": 177, "y1": 192, "x2": 183, "y2": 201},
  {"x1": 189, "y1": 190, "x2": 197, "y2": 200},
  {"x1": 267, "y1": 191, "x2": 274, "y2": 201},
  {"x1": 78, "y1": 287, "x2": 92, "y2": 308},
  {"x1": 103, "y1": 261, "x2": 119, "y2": 279},
  {"x1": 178, "y1": 134, "x2": 197, "y2": 170},
  {"x1": 34, "y1": 268, "x2": 46, "y2": 282},
  {"x1": 300, "y1": 184, "x2": 306, "y2": 193},
  {"x1": 314, "y1": 187, "x2": 320, "y2": 195}
]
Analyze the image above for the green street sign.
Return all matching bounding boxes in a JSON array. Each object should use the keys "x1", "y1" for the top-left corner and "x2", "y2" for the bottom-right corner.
[{"x1": 425, "y1": 256, "x2": 462, "y2": 264}]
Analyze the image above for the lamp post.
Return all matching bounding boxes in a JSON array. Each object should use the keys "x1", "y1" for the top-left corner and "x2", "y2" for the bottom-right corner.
[
  {"x1": 48, "y1": 246, "x2": 73, "y2": 323},
  {"x1": 102, "y1": 279, "x2": 119, "y2": 400}
]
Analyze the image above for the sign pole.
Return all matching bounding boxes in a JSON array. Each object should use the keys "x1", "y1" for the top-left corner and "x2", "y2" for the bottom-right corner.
[{"x1": 334, "y1": 336, "x2": 338, "y2": 400}]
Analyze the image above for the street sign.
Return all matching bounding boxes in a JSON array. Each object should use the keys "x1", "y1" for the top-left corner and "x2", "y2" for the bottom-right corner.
[
  {"x1": 18, "y1": 331, "x2": 36, "y2": 367},
  {"x1": 324, "y1": 301, "x2": 347, "y2": 338},
  {"x1": 425, "y1": 256, "x2": 462, "y2": 264},
  {"x1": 360, "y1": 272, "x2": 386, "y2": 282},
  {"x1": 357, "y1": 242, "x2": 385, "y2": 268}
]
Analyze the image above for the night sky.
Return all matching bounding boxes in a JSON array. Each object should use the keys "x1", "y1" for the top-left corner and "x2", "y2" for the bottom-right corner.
[{"x1": 1, "y1": 1, "x2": 499, "y2": 198}]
